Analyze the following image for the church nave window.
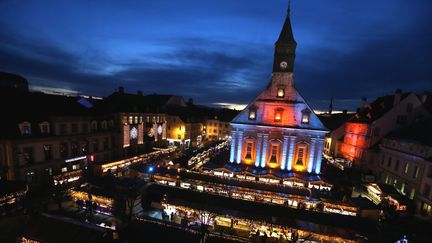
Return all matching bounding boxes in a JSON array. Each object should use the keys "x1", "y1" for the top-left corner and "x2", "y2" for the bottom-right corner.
[
  {"x1": 245, "y1": 142, "x2": 253, "y2": 160},
  {"x1": 269, "y1": 145, "x2": 279, "y2": 163},
  {"x1": 296, "y1": 147, "x2": 305, "y2": 166}
]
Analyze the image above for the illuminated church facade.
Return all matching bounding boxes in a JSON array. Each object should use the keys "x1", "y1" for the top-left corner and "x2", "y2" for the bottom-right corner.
[{"x1": 229, "y1": 10, "x2": 328, "y2": 174}]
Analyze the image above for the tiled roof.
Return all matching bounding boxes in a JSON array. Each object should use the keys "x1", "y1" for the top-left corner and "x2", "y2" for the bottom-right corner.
[
  {"x1": 349, "y1": 93, "x2": 410, "y2": 123},
  {"x1": 318, "y1": 113, "x2": 355, "y2": 131},
  {"x1": 386, "y1": 119, "x2": 432, "y2": 147}
]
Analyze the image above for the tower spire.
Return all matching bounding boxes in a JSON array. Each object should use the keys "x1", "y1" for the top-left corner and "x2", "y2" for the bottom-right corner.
[
  {"x1": 329, "y1": 97, "x2": 333, "y2": 115},
  {"x1": 288, "y1": 0, "x2": 291, "y2": 16},
  {"x1": 273, "y1": 0, "x2": 297, "y2": 73}
]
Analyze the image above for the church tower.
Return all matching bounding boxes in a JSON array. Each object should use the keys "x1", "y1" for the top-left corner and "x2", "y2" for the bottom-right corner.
[
  {"x1": 229, "y1": 5, "x2": 328, "y2": 174},
  {"x1": 273, "y1": 6, "x2": 297, "y2": 73}
]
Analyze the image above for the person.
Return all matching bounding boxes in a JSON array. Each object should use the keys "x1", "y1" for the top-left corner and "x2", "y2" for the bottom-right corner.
[{"x1": 262, "y1": 232, "x2": 268, "y2": 243}]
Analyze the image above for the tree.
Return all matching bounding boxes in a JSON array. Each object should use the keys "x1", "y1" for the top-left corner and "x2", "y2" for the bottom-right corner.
[{"x1": 192, "y1": 210, "x2": 216, "y2": 243}]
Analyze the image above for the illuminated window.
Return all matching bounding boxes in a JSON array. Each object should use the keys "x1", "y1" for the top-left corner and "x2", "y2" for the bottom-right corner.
[
  {"x1": 269, "y1": 145, "x2": 278, "y2": 163},
  {"x1": 296, "y1": 147, "x2": 305, "y2": 166},
  {"x1": 414, "y1": 165, "x2": 420, "y2": 179},
  {"x1": 394, "y1": 160, "x2": 400, "y2": 171},
  {"x1": 43, "y1": 144, "x2": 52, "y2": 161},
  {"x1": 134, "y1": 116, "x2": 138, "y2": 124},
  {"x1": 61, "y1": 167, "x2": 68, "y2": 173},
  {"x1": 274, "y1": 112, "x2": 281, "y2": 122},
  {"x1": 39, "y1": 122, "x2": 50, "y2": 134},
  {"x1": 277, "y1": 87, "x2": 285, "y2": 98},
  {"x1": 245, "y1": 142, "x2": 253, "y2": 160},
  {"x1": 101, "y1": 120, "x2": 107, "y2": 129},
  {"x1": 404, "y1": 163, "x2": 409, "y2": 174},
  {"x1": 409, "y1": 188, "x2": 415, "y2": 199},
  {"x1": 72, "y1": 164, "x2": 80, "y2": 170},
  {"x1": 128, "y1": 116, "x2": 133, "y2": 124},
  {"x1": 249, "y1": 110, "x2": 256, "y2": 120},
  {"x1": 19, "y1": 122, "x2": 32, "y2": 135},
  {"x1": 301, "y1": 114, "x2": 309, "y2": 124}
]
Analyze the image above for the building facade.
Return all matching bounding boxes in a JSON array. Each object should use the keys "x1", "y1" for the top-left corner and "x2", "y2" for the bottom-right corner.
[
  {"x1": 339, "y1": 91, "x2": 432, "y2": 168},
  {"x1": 229, "y1": 11, "x2": 328, "y2": 173},
  {"x1": 205, "y1": 118, "x2": 231, "y2": 141},
  {"x1": 377, "y1": 121, "x2": 432, "y2": 218},
  {"x1": 0, "y1": 115, "x2": 118, "y2": 185}
]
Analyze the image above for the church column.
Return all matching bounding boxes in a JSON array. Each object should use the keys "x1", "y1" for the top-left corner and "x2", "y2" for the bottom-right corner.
[
  {"x1": 286, "y1": 135, "x2": 296, "y2": 171},
  {"x1": 313, "y1": 138, "x2": 325, "y2": 174},
  {"x1": 255, "y1": 133, "x2": 263, "y2": 167},
  {"x1": 260, "y1": 134, "x2": 269, "y2": 168},
  {"x1": 236, "y1": 131, "x2": 243, "y2": 164},
  {"x1": 280, "y1": 135, "x2": 289, "y2": 170},
  {"x1": 229, "y1": 131, "x2": 237, "y2": 163},
  {"x1": 307, "y1": 138, "x2": 317, "y2": 173}
]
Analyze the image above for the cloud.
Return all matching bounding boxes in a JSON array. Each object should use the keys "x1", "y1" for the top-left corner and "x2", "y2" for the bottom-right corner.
[{"x1": 0, "y1": 0, "x2": 431, "y2": 112}]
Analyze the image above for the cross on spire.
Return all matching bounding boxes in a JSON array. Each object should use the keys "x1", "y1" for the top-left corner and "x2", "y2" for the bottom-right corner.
[{"x1": 288, "y1": 0, "x2": 291, "y2": 16}]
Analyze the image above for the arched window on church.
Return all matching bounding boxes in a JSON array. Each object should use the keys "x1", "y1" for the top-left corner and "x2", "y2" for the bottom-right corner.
[
  {"x1": 296, "y1": 147, "x2": 304, "y2": 166},
  {"x1": 296, "y1": 145, "x2": 307, "y2": 166},
  {"x1": 269, "y1": 145, "x2": 279, "y2": 164},
  {"x1": 245, "y1": 141, "x2": 253, "y2": 160}
]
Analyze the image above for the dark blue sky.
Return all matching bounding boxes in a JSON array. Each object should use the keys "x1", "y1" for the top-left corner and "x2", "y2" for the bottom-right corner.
[{"x1": 0, "y1": 0, "x2": 431, "y2": 111}]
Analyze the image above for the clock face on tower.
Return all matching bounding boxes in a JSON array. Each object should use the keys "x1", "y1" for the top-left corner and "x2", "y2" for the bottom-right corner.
[
  {"x1": 280, "y1": 61, "x2": 288, "y2": 70},
  {"x1": 130, "y1": 127, "x2": 138, "y2": 139}
]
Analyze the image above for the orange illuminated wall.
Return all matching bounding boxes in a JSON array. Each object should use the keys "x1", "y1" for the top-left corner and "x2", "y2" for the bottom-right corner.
[{"x1": 340, "y1": 122, "x2": 369, "y2": 161}]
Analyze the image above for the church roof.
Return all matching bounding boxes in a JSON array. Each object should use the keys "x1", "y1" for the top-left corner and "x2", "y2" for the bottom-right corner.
[{"x1": 231, "y1": 74, "x2": 328, "y2": 132}]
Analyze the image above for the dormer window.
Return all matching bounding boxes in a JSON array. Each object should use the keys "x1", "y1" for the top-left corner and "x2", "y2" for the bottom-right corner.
[
  {"x1": 275, "y1": 113, "x2": 281, "y2": 122},
  {"x1": 274, "y1": 108, "x2": 284, "y2": 123},
  {"x1": 39, "y1": 122, "x2": 50, "y2": 134},
  {"x1": 248, "y1": 106, "x2": 257, "y2": 120},
  {"x1": 19, "y1": 122, "x2": 31, "y2": 135},
  {"x1": 277, "y1": 87, "x2": 285, "y2": 98},
  {"x1": 301, "y1": 109, "x2": 311, "y2": 124},
  {"x1": 249, "y1": 110, "x2": 256, "y2": 120}
]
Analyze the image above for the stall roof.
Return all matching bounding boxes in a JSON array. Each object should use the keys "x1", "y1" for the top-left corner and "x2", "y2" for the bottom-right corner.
[
  {"x1": 351, "y1": 197, "x2": 380, "y2": 210},
  {"x1": 20, "y1": 213, "x2": 112, "y2": 243}
]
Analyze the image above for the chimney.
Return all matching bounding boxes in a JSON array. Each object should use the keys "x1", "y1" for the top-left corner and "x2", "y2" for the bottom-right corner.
[
  {"x1": 421, "y1": 91, "x2": 428, "y2": 103},
  {"x1": 360, "y1": 97, "x2": 368, "y2": 109},
  {"x1": 342, "y1": 109, "x2": 347, "y2": 115},
  {"x1": 118, "y1": 86, "x2": 124, "y2": 94},
  {"x1": 137, "y1": 90, "x2": 143, "y2": 96},
  {"x1": 393, "y1": 89, "x2": 402, "y2": 106}
]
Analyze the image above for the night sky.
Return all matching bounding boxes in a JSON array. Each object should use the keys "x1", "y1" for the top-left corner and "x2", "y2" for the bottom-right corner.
[{"x1": 0, "y1": 0, "x2": 431, "y2": 111}]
